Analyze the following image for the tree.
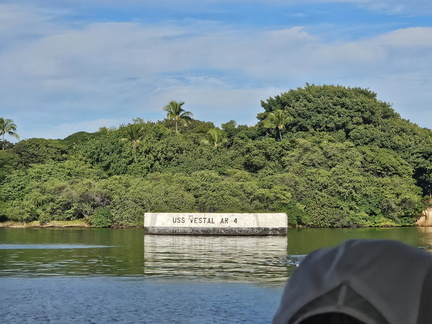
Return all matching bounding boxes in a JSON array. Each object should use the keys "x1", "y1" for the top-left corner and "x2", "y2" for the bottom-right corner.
[
  {"x1": 259, "y1": 84, "x2": 398, "y2": 136},
  {"x1": 13, "y1": 138, "x2": 68, "y2": 167},
  {"x1": 121, "y1": 124, "x2": 145, "y2": 151},
  {"x1": 0, "y1": 118, "x2": 19, "y2": 150},
  {"x1": 120, "y1": 124, "x2": 146, "y2": 164},
  {"x1": 0, "y1": 149, "x2": 19, "y2": 182},
  {"x1": 163, "y1": 101, "x2": 193, "y2": 133},
  {"x1": 201, "y1": 128, "x2": 228, "y2": 148},
  {"x1": 262, "y1": 109, "x2": 293, "y2": 141}
]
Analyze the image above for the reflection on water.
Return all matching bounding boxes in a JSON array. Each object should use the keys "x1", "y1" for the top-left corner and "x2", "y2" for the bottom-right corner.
[
  {"x1": 0, "y1": 244, "x2": 110, "y2": 249},
  {"x1": 286, "y1": 227, "x2": 432, "y2": 254},
  {"x1": 417, "y1": 227, "x2": 432, "y2": 251},
  {"x1": 0, "y1": 228, "x2": 144, "y2": 277},
  {"x1": 1, "y1": 227, "x2": 432, "y2": 281},
  {"x1": 144, "y1": 235, "x2": 291, "y2": 283}
]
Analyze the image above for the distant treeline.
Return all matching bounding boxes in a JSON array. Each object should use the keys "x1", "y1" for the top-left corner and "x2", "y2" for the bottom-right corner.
[{"x1": 1, "y1": 84, "x2": 432, "y2": 228}]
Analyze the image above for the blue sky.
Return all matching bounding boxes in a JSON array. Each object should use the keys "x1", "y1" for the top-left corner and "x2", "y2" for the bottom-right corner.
[{"x1": 1, "y1": 0, "x2": 432, "y2": 140}]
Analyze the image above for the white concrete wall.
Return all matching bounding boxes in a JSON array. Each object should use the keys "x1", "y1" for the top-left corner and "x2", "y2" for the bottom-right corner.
[{"x1": 144, "y1": 212, "x2": 287, "y2": 235}]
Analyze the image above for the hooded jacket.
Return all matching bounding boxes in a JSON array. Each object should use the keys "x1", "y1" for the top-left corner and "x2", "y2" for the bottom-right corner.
[{"x1": 272, "y1": 239, "x2": 432, "y2": 324}]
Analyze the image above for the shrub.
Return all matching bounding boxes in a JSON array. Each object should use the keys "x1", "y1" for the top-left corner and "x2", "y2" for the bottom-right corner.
[{"x1": 89, "y1": 207, "x2": 113, "y2": 228}]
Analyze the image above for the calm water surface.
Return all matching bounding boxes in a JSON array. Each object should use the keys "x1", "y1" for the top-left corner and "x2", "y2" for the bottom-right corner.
[{"x1": 1, "y1": 227, "x2": 431, "y2": 323}]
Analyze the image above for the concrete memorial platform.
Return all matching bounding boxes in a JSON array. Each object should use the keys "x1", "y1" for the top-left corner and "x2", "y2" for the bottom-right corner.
[{"x1": 144, "y1": 212, "x2": 287, "y2": 235}]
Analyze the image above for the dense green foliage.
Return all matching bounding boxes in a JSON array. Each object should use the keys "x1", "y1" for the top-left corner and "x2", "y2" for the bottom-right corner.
[{"x1": 1, "y1": 85, "x2": 432, "y2": 227}]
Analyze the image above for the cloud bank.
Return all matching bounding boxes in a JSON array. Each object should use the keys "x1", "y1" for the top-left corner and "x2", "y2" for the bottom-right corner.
[{"x1": 0, "y1": 1, "x2": 431, "y2": 140}]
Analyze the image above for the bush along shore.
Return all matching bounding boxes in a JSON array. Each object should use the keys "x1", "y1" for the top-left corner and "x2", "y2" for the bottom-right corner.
[{"x1": 1, "y1": 84, "x2": 432, "y2": 228}]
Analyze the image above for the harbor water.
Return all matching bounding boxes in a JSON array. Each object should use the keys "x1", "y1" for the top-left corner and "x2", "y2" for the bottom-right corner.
[{"x1": 1, "y1": 227, "x2": 431, "y2": 323}]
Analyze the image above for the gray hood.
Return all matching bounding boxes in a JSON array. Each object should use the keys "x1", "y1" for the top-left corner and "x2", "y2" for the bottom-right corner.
[{"x1": 273, "y1": 239, "x2": 432, "y2": 324}]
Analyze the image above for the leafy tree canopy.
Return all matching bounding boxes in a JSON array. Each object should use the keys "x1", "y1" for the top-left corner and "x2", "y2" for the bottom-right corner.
[{"x1": 258, "y1": 84, "x2": 398, "y2": 137}]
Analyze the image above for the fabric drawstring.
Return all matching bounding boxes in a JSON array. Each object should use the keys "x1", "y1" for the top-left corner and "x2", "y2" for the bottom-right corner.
[{"x1": 337, "y1": 284, "x2": 348, "y2": 309}]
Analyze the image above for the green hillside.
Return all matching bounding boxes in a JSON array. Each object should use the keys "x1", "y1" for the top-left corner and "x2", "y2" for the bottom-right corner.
[{"x1": 1, "y1": 84, "x2": 432, "y2": 228}]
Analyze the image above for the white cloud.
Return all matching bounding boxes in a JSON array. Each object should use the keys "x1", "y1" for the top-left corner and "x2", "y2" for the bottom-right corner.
[
  {"x1": 306, "y1": 0, "x2": 432, "y2": 14},
  {"x1": 379, "y1": 27, "x2": 432, "y2": 47},
  {"x1": 1, "y1": 3, "x2": 432, "y2": 140}
]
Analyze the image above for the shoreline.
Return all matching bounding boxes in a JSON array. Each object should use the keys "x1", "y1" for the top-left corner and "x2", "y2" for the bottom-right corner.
[{"x1": 0, "y1": 220, "x2": 92, "y2": 228}]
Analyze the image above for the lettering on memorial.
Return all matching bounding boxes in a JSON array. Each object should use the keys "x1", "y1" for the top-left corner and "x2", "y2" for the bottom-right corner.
[
  {"x1": 172, "y1": 216, "x2": 240, "y2": 225},
  {"x1": 172, "y1": 217, "x2": 185, "y2": 223}
]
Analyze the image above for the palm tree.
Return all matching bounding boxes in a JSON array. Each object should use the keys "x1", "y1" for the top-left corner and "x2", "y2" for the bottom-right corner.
[
  {"x1": 0, "y1": 118, "x2": 20, "y2": 150},
  {"x1": 201, "y1": 128, "x2": 228, "y2": 148},
  {"x1": 163, "y1": 101, "x2": 193, "y2": 133},
  {"x1": 120, "y1": 124, "x2": 145, "y2": 162},
  {"x1": 263, "y1": 110, "x2": 293, "y2": 141}
]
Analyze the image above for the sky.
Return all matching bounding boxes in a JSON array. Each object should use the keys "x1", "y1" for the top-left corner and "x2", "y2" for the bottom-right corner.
[{"x1": 1, "y1": 0, "x2": 432, "y2": 141}]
